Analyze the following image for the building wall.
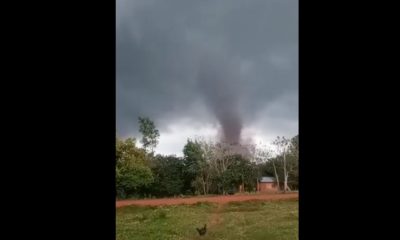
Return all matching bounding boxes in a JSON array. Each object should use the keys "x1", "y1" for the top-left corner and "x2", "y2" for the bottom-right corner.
[
  {"x1": 258, "y1": 182, "x2": 277, "y2": 192},
  {"x1": 237, "y1": 182, "x2": 277, "y2": 193}
]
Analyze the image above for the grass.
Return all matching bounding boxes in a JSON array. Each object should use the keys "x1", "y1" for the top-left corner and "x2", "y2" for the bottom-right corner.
[{"x1": 116, "y1": 199, "x2": 298, "y2": 240}]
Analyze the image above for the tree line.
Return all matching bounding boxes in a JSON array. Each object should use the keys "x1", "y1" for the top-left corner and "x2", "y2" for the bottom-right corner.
[{"x1": 116, "y1": 117, "x2": 298, "y2": 199}]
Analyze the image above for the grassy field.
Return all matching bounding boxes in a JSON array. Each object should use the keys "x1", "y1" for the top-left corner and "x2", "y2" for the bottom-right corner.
[{"x1": 116, "y1": 199, "x2": 298, "y2": 240}]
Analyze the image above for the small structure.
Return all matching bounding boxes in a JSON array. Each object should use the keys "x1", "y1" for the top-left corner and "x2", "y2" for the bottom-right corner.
[
  {"x1": 237, "y1": 176, "x2": 278, "y2": 193},
  {"x1": 257, "y1": 176, "x2": 278, "y2": 192}
]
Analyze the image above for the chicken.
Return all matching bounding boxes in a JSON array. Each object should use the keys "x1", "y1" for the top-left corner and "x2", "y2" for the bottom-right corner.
[{"x1": 196, "y1": 224, "x2": 207, "y2": 236}]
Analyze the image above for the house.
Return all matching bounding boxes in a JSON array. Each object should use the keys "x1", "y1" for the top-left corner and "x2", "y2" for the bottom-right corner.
[
  {"x1": 237, "y1": 176, "x2": 278, "y2": 193},
  {"x1": 257, "y1": 176, "x2": 278, "y2": 192}
]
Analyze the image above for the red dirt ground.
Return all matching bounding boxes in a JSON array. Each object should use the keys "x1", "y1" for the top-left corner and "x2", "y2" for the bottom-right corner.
[{"x1": 116, "y1": 192, "x2": 298, "y2": 208}]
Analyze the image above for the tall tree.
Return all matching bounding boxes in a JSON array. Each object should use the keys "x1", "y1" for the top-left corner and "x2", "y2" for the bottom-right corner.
[
  {"x1": 273, "y1": 136, "x2": 291, "y2": 193},
  {"x1": 183, "y1": 139, "x2": 210, "y2": 195},
  {"x1": 148, "y1": 155, "x2": 185, "y2": 197},
  {"x1": 199, "y1": 140, "x2": 218, "y2": 194},
  {"x1": 116, "y1": 138, "x2": 154, "y2": 198},
  {"x1": 289, "y1": 135, "x2": 299, "y2": 160},
  {"x1": 225, "y1": 154, "x2": 257, "y2": 192},
  {"x1": 138, "y1": 117, "x2": 160, "y2": 154},
  {"x1": 287, "y1": 135, "x2": 299, "y2": 189},
  {"x1": 255, "y1": 144, "x2": 280, "y2": 191}
]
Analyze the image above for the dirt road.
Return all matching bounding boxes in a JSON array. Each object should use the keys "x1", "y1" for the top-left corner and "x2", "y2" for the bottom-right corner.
[{"x1": 116, "y1": 192, "x2": 298, "y2": 208}]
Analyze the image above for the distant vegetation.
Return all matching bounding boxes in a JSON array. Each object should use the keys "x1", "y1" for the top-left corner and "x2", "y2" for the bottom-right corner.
[{"x1": 116, "y1": 117, "x2": 298, "y2": 199}]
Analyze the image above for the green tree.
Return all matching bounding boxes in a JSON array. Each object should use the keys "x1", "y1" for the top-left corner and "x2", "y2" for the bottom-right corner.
[
  {"x1": 287, "y1": 135, "x2": 299, "y2": 189},
  {"x1": 183, "y1": 139, "x2": 206, "y2": 195},
  {"x1": 138, "y1": 117, "x2": 160, "y2": 154},
  {"x1": 148, "y1": 155, "x2": 185, "y2": 197},
  {"x1": 183, "y1": 139, "x2": 211, "y2": 195},
  {"x1": 221, "y1": 155, "x2": 257, "y2": 192},
  {"x1": 273, "y1": 136, "x2": 291, "y2": 192},
  {"x1": 116, "y1": 138, "x2": 154, "y2": 199},
  {"x1": 269, "y1": 135, "x2": 299, "y2": 192}
]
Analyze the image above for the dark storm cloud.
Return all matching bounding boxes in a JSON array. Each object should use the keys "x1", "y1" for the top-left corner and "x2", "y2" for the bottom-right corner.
[{"x1": 117, "y1": 0, "x2": 298, "y2": 141}]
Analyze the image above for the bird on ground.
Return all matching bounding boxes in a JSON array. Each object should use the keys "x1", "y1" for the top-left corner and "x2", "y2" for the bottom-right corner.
[{"x1": 196, "y1": 224, "x2": 207, "y2": 236}]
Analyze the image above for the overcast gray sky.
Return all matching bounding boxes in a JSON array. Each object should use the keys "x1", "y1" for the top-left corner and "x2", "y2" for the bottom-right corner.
[{"x1": 117, "y1": 0, "x2": 298, "y2": 156}]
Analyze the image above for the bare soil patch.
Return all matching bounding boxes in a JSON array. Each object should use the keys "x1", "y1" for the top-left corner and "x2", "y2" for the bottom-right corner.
[{"x1": 116, "y1": 192, "x2": 298, "y2": 208}]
